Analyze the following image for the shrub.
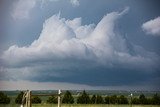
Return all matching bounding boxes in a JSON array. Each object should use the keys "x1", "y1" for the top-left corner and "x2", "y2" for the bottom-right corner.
[
  {"x1": 132, "y1": 97, "x2": 140, "y2": 104},
  {"x1": 15, "y1": 91, "x2": 24, "y2": 104},
  {"x1": 96, "y1": 95, "x2": 104, "y2": 104},
  {"x1": 32, "y1": 96, "x2": 41, "y2": 104},
  {"x1": 117, "y1": 95, "x2": 128, "y2": 104},
  {"x1": 91, "y1": 94, "x2": 104, "y2": 104},
  {"x1": 109, "y1": 95, "x2": 118, "y2": 104},
  {"x1": 47, "y1": 96, "x2": 58, "y2": 104},
  {"x1": 0, "y1": 92, "x2": 10, "y2": 104},
  {"x1": 91, "y1": 95, "x2": 96, "y2": 104},
  {"x1": 139, "y1": 94, "x2": 147, "y2": 104},
  {"x1": 152, "y1": 93, "x2": 160, "y2": 105},
  {"x1": 105, "y1": 95, "x2": 128, "y2": 104},
  {"x1": 104, "y1": 96, "x2": 110, "y2": 104}
]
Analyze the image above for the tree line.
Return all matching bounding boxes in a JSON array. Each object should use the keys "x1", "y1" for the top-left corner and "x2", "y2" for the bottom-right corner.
[
  {"x1": 0, "y1": 92, "x2": 10, "y2": 104},
  {"x1": 0, "y1": 90, "x2": 160, "y2": 105}
]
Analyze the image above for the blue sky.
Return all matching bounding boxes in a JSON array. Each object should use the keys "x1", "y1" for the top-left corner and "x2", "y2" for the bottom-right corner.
[{"x1": 0, "y1": 0, "x2": 160, "y2": 90}]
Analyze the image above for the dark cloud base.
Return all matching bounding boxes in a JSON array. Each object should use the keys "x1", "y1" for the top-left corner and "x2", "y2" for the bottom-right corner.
[{"x1": 27, "y1": 65, "x2": 159, "y2": 87}]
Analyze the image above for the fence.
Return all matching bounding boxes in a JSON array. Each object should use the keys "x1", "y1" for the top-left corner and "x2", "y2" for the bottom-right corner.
[{"x1": 21, "y1": 90, "x2": 62, "y2": 107}]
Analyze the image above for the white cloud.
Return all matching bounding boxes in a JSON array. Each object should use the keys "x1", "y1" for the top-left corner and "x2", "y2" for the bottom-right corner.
[
  {"x1": 4, "y1": 7, "x2": 158, "y2": 69},
  {"x1": 41, "y1": 0, "x2": 80, "y2": 7},
  {"x1": 142, "y1": 17, "x2": 160, "y2": 36},
  {"x1": 42, "y1": 0, "x2": 80, "y2": 7},
  {"x1": 2, "y1": 8, "x2": 159, "y2": 86},
  {"x1": 70, "y1": 0, "x2": 80, "y2": 6},
  {"x1": 12, "y1": 0, "x2": 36, "y2": 20},
  {"x1": 12, "y1": 0, "x2": 80, "y2": 20}
]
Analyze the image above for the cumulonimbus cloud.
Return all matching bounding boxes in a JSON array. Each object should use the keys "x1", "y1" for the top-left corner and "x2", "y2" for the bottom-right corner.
[
  {"x1": 2, "y1": 7, "x2": 159, "y2": 85},
  {"x1": 142, "y1": 17, "x2": 160, "y2": 36},
  {"x1": 5, "y1": 7, "x2": 157, "y2": 68}
]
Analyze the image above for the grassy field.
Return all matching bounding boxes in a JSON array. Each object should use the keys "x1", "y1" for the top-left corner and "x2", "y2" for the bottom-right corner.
[
  {"x1": 1, "y1": 90, "x2": 160, "y2": 107},
  {"x1": 0, "y1": 104, "x2": 160, "y2": 107}
]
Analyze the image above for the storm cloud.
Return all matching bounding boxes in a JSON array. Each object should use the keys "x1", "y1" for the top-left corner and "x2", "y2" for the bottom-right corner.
[{"x1": 1, "y1": 7, "x2": 159, "y2": 88}]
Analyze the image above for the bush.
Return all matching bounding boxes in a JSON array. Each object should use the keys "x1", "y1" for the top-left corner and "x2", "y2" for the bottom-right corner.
[
  {"x1": 117, "y1": 95, "x2": 128, "y2": 104},
  {"x1": 91, "y1": 94, "x2": 104, "y2": 104},
  {"x1": 32, "y1": 96, "x2": 41, "y2": 104},
  {"x1": 77, "y1": 90, "x2": 90, "y2": 104},
  {"x1": 139, "y1": 94, "x2": 147, "y2": 104},
  {"x1": 146, "y1": 98, "x2": 153, "y2": 105},
  {"x1": 0, "y1": 92, "x2": 10, "y2": 104},
  {"x1": 96, "y1": 95, "x2": 104, "y2": 104},
  {"x1": 105, "y1": 95, "x2": 128, "y2": 104},
  {"x1": 132, "y1": 93, "x2": 160, "y2": 105},
  {"x1": 62, "y1": 90, "x2": 74, "y2": 104},
  {"x1": 47, "y1": 96, "x2": 58, "y2": 104},
  {"x1": 109, "y1": 95, "x2": 118, "y2": 104},
  {"x1": 91, "y1": 95, "x2": 96, "y2": 104},
  {"x1": 132, "y1": 97, "x2": 140, "y2": 104},
  {"x1": 104, "y1": 96, "x2": 110, "y2": 104},
  {"x1": 15, "y1": 91, "x2": 24, "y2": 104},
  {"x1": 152, "y1": 93, "x2": 160, "y2": 105}
]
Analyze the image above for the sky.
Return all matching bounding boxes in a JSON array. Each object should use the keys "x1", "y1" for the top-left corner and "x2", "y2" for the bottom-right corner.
[{"x1": 0, "y1": 0, "x2": 160, "y2": 91}]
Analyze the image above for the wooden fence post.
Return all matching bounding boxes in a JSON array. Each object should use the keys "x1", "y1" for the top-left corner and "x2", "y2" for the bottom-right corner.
[
  {"x1": 58, "y1": 89, "x2": 61, "y2": 107},
  {"x1": 21, "y1": 90, "x2": 62, "y2": 107},
  {"x1": 28, "y1": 91, "x2": 31, "y2": 107}
]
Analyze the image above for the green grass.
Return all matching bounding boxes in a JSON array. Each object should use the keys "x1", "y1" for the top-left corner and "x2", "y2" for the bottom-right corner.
[
  {"x1": 1, "y1": 90, "x2": 160, "y2": 107},
  {"x1": 0, "y1": 104, "x2": 160, "y2": 107}
]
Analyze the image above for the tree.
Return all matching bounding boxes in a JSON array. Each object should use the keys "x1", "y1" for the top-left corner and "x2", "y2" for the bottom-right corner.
[
  {"x1": 91, "y1": 95, "x2": 96, "y2": 104},
  {"x1": 109, "y1": 95, "x2": 118, "y2": 104},
  {"x1": 146, "y1": 98, "x2": 152, "y2": 105},
  {"x1": 104, "y1": 96, "x2": 110, "y2": 104},
  {"x1": 139, "y1": 94, "x2": 147, "y2": 104},
  {"x1": 132, "y1": 97, "x2": 140, "y2": 104},
  {"x1": 152, "y1": 93, "x2": 160, "y2": 105},
  {"x1": 47, "y1": 96, "x2": 58, "y2": 104},
  {"x1": 77, "y1": 90, "x2": 90, "y2": 104},
  {"x1": 62, "y1": 90, "x2": 74, "y2": 104},
  {"x1": 32, "y1": 96, "x2": 41, "y2": 104},
  {"x1": 15, "y1": 91, "x2": 24, "y2": 104},
  {"x1": 96, "y1": 95, "x2": 104, "y2": 104},
  {"x1": 0, "y1": 92, "x2": 10, "y2": 104},
  {"x1": 117, "y1": 95, "x2": 128, "y2": 104}
]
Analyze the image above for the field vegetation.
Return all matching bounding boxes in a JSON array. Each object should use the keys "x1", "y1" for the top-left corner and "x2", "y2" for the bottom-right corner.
[
  {"x1": 0, "y1": 104, "x2": 160, "y2": 107},
  {"x1": 0, "y1": 90, "x2": 160, "y2": 107}
]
